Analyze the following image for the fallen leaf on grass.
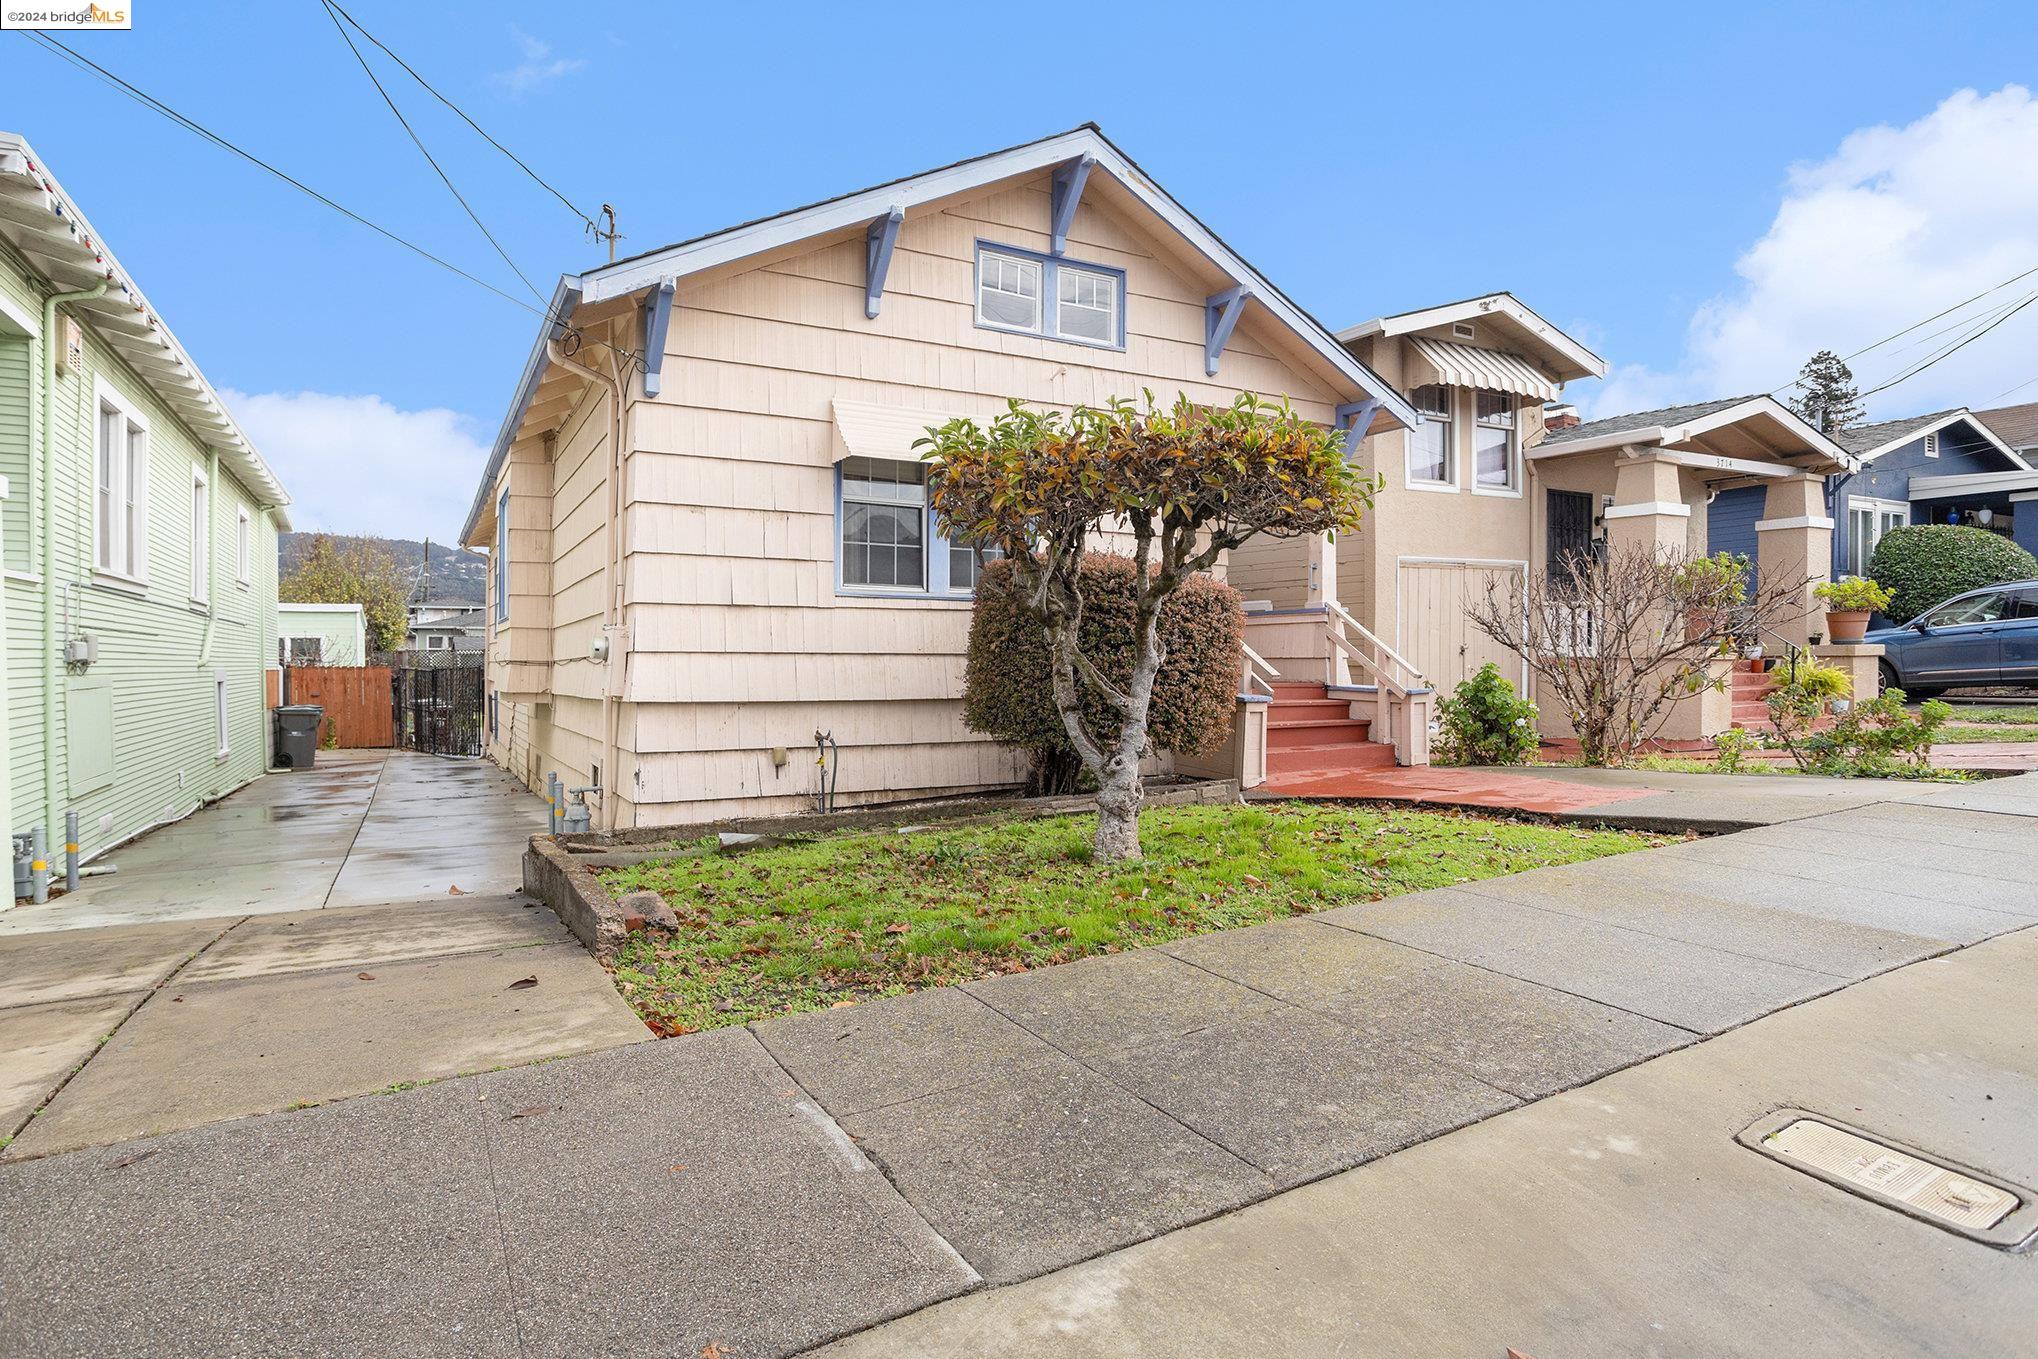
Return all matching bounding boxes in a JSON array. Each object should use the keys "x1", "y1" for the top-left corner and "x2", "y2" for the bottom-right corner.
[
  {"x1": 507, "y1": 976, "x2": 539, "y2": 990},
  {"x1": 507, "y1": 1105, "x2": 550, "y2": 1120},
  {"x1": 357, "y1": 972, "x2": 376, "y2": 981},
  {"x1": 882, "y1": 922, "x2": 910, "y2": 935}
]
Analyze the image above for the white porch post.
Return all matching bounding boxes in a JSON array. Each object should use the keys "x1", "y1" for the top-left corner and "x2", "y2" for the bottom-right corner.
[{"x1": 1306, "y1": 531, "x2": 1353, "y2": 686}]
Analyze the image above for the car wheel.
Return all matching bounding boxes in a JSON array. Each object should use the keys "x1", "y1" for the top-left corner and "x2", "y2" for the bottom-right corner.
[{"x1": 1877, "y1": 661, "x2": 1899, "y2": 697}]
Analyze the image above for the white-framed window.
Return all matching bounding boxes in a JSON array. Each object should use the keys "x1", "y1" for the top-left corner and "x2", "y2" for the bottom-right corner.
[
  {"x1": 1473, "y1": 391, "x2": 1518, "y2": 493},
  {"x1": 494, "y1": 485, "x2": 510, "y2": 623},
  {"x1": 947, "y1": 539, "x2": 1006, "y2": 594},
  {"x1": 975, "y1": 243, "x2": 1125, "y2": 348},
  {"x1": 235, "y1": 505, "x2": 252, "y2": 584},
  {"x1": 213, "y1": 672, "x2": 230, "y2": 759},
  {"x1": 189, "y1": 466, "x2": 210, "y2": 605},
  {"x1": 840, "y1": 456, "x2": 927, "y2": 591},
  {"x1": 1407, "y1": 385, "x2": 1454, "y2": 487},
  {"x1": 93, "y1": 379, "x2": 149, "y2": 583},
  {"x1": 424, "y1": 633, "x2": 450, "y2": 651},
  {"x1": 279, "y1": 635, "x2": 323, "y2": 666},
  {"x1": 1846, "y1": 497, "x2": 1908, "y2": 577}
]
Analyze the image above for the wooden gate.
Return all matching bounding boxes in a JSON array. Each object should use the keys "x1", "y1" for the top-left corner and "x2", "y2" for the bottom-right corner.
[
  {"x1": 285, "y1": 665, "x2": 395, "y2": 748},
  {"x1": 1397, "y1": 559, "x2": 1526, "y2": 695}
]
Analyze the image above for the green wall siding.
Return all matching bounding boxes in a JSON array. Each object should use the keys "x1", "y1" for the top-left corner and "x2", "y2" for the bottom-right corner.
[
  {"x1": 277, "y1": 605, "x2": 365, "y2": 665},
  {"x1": 0, "y1": 245, "x2": 282, "y2": 860}
]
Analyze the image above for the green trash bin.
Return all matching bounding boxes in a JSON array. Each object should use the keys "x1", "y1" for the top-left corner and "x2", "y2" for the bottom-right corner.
[{"x1": 274, "y1": 704, "x2": 324, "y2": 770}]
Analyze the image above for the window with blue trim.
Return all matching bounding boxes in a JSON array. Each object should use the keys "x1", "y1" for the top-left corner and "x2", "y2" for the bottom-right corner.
[
  {"x1": 494, "y1": 486, "x2": 510, "y2": 622},
  {"x1": 838, "y1": 456, "x2": 1003, "y2": 598},
  {"x1": 975, "y1": 242, "x2": 1124, "y2": 349}
]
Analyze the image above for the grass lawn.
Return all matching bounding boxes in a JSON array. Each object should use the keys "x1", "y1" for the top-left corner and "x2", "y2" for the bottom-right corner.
[
  {"x1": 1936, "y1": 704, "x2": 2038, "y2": 724},
  {"x1": 602, "y1": 802, "x2": 1663, "y2": 1035},
  {"x1": 1936, "y1": 724, "x2": 2038, "y2": 744}
]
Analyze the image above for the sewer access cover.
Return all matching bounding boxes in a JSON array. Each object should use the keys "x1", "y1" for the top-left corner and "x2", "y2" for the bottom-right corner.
[{"x1": 1739, "y1": 1109, "x2": 2037, "y2": 1249}]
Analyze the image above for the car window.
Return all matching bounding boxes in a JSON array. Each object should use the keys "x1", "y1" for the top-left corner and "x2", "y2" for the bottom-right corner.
[
  {"x1": 1922, "y1": 592, "x2": 2007, "y2": 626},
  {"x1": 2009, "y1": 590, "x2": 2038, "y2": 620}
]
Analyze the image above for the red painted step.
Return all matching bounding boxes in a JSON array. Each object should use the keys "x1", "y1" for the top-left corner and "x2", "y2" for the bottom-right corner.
[
  {"x1": 1268, "y1": 717, "x2": 1376, "y2": 749},
  {"x1": 1266, "y1": 740, "x2": 1399, "y2": 775}
]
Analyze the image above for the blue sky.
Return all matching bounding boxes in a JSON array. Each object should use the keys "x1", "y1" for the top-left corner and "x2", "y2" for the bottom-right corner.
[{"x1": 5, "y1": 1, "x2": 2036, "y2": 539}]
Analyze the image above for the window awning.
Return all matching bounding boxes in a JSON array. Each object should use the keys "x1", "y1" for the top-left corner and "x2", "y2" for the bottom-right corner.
[
  {"x1": 1407, "y1": 335, "x2": 1562, "y2": 402},
  {"x1": 830, "y1": 398, "x2": 967, "y2": 464}
]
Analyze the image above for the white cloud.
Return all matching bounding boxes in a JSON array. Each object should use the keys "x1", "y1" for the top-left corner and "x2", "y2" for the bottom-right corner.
[
  {"x1": 1580, "y1": 86, "x2": 2038, "y2": 421},
  {"x1": 222, "y1": 390, "x2": 490, "y2": 543},
  {"x1": 491, "y1": 25, "x2": 584, "y2": 96}
]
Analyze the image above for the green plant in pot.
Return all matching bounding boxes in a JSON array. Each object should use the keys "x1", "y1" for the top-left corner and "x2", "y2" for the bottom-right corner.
[{"x1": 1813, "y1": 577, "x2": 1894, "y2": 643}]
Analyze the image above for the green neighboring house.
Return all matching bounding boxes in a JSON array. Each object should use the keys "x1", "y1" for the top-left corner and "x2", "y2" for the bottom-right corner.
[
  {"x1": 277, "y1": 602, "x2": 366, "y2": 667},
  {"x1": 0, "y1": 133, "x2": 292, "y2": 872}
]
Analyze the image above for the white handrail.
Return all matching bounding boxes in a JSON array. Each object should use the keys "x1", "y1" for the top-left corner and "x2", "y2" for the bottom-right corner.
[
  {"x1": 1322, "y1": 599, "x2": 1427, "y2": 692},
  {"x1": 1240, "y1": 641, "x2": 1280, "y2": 699}
]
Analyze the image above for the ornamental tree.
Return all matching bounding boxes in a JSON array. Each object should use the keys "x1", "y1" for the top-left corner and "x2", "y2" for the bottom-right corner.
[{"x1": 920, "y1": 392, "x2": 1375, "y2": 862}]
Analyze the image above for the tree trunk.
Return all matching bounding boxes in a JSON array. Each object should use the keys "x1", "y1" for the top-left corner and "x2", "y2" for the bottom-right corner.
[{"x1": 1092, "y1": 749, "x2": 1144, "y2": 861}]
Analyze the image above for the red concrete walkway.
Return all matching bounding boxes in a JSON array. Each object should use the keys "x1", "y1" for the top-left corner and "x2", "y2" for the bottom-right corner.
[
  {"x1": 1260, "y1": 766, "x2": 1666, "y2": 814},
  {"x1": 1930, "y1": 741, "x2": 2038, "y2": 772}
]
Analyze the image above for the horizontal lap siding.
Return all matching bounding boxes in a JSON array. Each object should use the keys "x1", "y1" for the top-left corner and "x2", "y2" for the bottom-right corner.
[
  {"x1": 0, "y1": 242, "x2": 278, "y2": 855},
  {"x1": 501, "y1": 171, "x2": 1350, "y2": 825}
]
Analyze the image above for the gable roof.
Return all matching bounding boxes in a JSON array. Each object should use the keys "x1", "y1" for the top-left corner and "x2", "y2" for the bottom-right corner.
[
  {"x1": 460, "y1": 125, "x2": 1416, "y2": 544},
  {"x1": 1336, "y1": 292, "x2": 1607, "y2": 386},
  {"x1": 1835, "y1": 407, "x2": 2030, "y2": 470},
  {"x1": 1973, "y1": 400, "x2": 2038, "y2": 451},
  {"x1": 0, "y1": 132, "x2": 291, "y2": 524},
  {"x1": 1536, "y1": 394, "x2": 1856, "y2": 472}
]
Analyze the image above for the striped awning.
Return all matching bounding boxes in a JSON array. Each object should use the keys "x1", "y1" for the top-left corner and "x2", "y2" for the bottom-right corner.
[
  {"x1": 831, "y1": 398, "x2": 967, "y2": 463},
  {"x1": 1407, "y1": 335, "x2": 1562, "y2": 402}
]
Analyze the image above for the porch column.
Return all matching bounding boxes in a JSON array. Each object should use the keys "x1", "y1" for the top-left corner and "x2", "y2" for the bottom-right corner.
[
  {"x1": 1306, "y1": 531, "x2": 1352, "y2": 686},
  {"x1": 1755, "y1": 472, "x2": 1833, "y2": 650},
  {"x1": 1603, "y1": 453, "x2": 1689, "y2": 556}
]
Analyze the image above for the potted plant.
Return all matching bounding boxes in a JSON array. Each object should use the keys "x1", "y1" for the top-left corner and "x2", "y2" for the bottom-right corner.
[{"x1": 1813, "y1": 577, "x2": 1894, "y2": 643}]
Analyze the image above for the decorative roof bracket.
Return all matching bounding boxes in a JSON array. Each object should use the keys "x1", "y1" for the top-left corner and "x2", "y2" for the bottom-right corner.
[
  {"x1": 1049, "y1": 154, "x2": 1094, "y2": 256},
  {"x1": 1205, "y1": 285, "x2": 1251, "y2": 377},
  {"x1": 864, "y1": 207, "x2": 904, "y2": 319}
]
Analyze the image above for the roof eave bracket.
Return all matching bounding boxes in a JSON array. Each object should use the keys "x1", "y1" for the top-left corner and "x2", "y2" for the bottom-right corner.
[
  {"x1": 1205, "y1": 285, "x2": 1250, "y2": 378},
  {"x1": 640, "y1": 280, "x2": 676, "y2": 398},
  {"x1": 864, "y1": 207, "x2": 904, "y2": 320},
  {"x1": 1049, "y1": 154, "x2": 1095, "y2": 256},
  {"x1": 1334, "y1": 398, "x2": 1380, "y2": 453}
]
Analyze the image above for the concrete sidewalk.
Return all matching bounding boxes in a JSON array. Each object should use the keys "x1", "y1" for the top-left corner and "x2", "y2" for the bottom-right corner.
[
  {"x1": 816, "y1": 925, "x2": 2038, "y2": 1359},
  {"x1": 0, "y1": 753, "x2": 647, "y2": 1158},
  {"x1": 1, "y1": 775, "x2": 2031, "y2": 1356}
]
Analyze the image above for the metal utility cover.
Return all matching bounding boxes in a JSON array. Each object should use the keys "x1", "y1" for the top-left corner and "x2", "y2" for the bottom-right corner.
[{"x1": 1739, "y1": 1109, "x2": 2038, "y2": 1249}]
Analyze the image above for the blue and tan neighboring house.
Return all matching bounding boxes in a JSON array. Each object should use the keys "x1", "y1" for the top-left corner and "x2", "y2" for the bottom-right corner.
[
  {"x1": 1822, "y1": 408, "x2": 2036, "y2": 574},
  {"x1": 0, "y1": 133, "x2": 292, "y2": 870}
]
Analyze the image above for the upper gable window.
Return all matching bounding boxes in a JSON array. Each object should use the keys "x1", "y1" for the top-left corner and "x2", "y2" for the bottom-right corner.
[{"x1": 975, "y1": 243, "x2": 1125, "y2": 349}]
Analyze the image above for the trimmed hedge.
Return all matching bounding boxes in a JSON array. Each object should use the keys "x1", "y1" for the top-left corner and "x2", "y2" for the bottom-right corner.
[
  {"x1": 964, "y1": 555, "x2": 1243, "y2": 792},
  {"x1": 1867, "y1": 525, "x2": 2038, "y2": 623}
]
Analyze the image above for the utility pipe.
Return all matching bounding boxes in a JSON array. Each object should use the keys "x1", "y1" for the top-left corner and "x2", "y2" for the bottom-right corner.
[
  {"x1": 545, "y1": 335, "x2": 628, "y2": 834},
  {"x1": 39, "y1": 280, "x2": 108, "y2": 840}
]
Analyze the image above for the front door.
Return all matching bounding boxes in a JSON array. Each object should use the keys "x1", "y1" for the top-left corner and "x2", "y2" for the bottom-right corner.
[{"x1": 1546, "y1": 490, "x2": 1595, "y2": 587}]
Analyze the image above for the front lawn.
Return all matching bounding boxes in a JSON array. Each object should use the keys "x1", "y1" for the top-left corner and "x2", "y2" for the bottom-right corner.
[
  {"x1": 1937, "y1": 704, "x2": 2038, "y2": 724},
  {"x1": 1936, "y1": 724, "x2": 2038, "y2": 744},
  {"x1": 601, "y1": 803, "x2": 1662, "y2": 1035}
]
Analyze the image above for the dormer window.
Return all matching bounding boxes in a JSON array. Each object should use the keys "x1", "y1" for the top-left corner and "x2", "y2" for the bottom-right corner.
[
  {"x1": 1474, "y1": 391, "x2": 1519, "y2": 493},
  {"x1": 975, "y1": 243, "x2": 1125, "y2": 349},
  {"x1": 1407, "y1": 384, "x2": 1454, "y2": 488}
]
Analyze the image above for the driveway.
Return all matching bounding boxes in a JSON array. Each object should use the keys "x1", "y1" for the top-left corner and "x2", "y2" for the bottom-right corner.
[
  {"x1": 0, "y1": 752, "x2": 647, "y2": 1159},
  {"x1": 1, "y1": 773, "x2": 2031, "y2": 1357}
]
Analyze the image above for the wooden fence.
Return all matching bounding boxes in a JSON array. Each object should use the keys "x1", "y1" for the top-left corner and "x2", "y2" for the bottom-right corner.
[{"x1": 284, "y1": 665, "x2": 395, "y2": 749}]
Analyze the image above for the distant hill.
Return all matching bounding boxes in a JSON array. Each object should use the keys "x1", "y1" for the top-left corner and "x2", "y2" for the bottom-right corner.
[{"x1": 278, "y1": 533, "x2": 487, "y2": 604}]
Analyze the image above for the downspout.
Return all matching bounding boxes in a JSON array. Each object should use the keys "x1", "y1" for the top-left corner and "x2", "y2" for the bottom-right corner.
[
  {"x1": 39, "y1": 280, "x2": 108, "y2": 837},
  {"x1": 544, "y1": 336, "x2": 627, "y2": 834},
  {"x1": 196, "y1": 447, "x2": 219, "y2": 666}
]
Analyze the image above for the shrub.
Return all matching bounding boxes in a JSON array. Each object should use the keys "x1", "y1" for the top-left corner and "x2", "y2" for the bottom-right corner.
[
  {"x1": 1434, "y1": 663, "x2": 1538, "y2": 766},
  {"x1": 964, "y1": 555, "x2": 1243, "y2": 794},
  {"x1": 1868, "y1": 525, "x2": 2038, "y2": 623},
  {"x1": 1711, "y1": 727, "x2": 1760, "y2": 773},
  {"x1": 1769, "y1": 683, "x2": 1951, "y2": 775},
  {"x1": 1813, "y1": 577, "x2": 1894, "y2": 613},
  {"x1": 1671, "y1": 552, "x2": 1751, "y2": 630}
]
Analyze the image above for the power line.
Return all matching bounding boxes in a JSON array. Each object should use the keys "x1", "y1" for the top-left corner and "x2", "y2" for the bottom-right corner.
[
  {"x1": 316, "y1": 0, "x2": 544, "y2": 302},
  {"x1": 1857, "y1": 290, "x2": 2038, "y2": 401},
  {"x1": 1772, "y1": 261, "x2": 2038, "y2": 399},
  {"x1": 319, "y1": 0, "x2": 599, "y2": 234},
  {"x1": 15, "y1": 32, "x2": 637, "y2": 370}
]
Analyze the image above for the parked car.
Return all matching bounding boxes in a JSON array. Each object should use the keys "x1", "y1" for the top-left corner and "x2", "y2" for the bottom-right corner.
[{"x1": 1867, "y1": 578, "x2": 2038, "y2": 696}]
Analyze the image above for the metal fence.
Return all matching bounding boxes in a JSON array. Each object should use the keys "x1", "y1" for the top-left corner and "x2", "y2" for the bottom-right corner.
[{"x1": 385, "y1": 651, "x2": 485, "y2": 756}]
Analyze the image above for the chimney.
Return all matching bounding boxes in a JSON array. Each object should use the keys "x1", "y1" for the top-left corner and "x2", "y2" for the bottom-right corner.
[{"x1": 1543, "y1": 402, "x2": 1580, "y2": 431}]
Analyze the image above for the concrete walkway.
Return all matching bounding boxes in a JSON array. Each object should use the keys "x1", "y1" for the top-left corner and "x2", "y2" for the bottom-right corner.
[
  {"x1": 1, "y1": 773, "x2": 2031, "y2": 1356},
  {"x1": 0, "y1": 752, "x2": 647, "y2": 1158}
]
